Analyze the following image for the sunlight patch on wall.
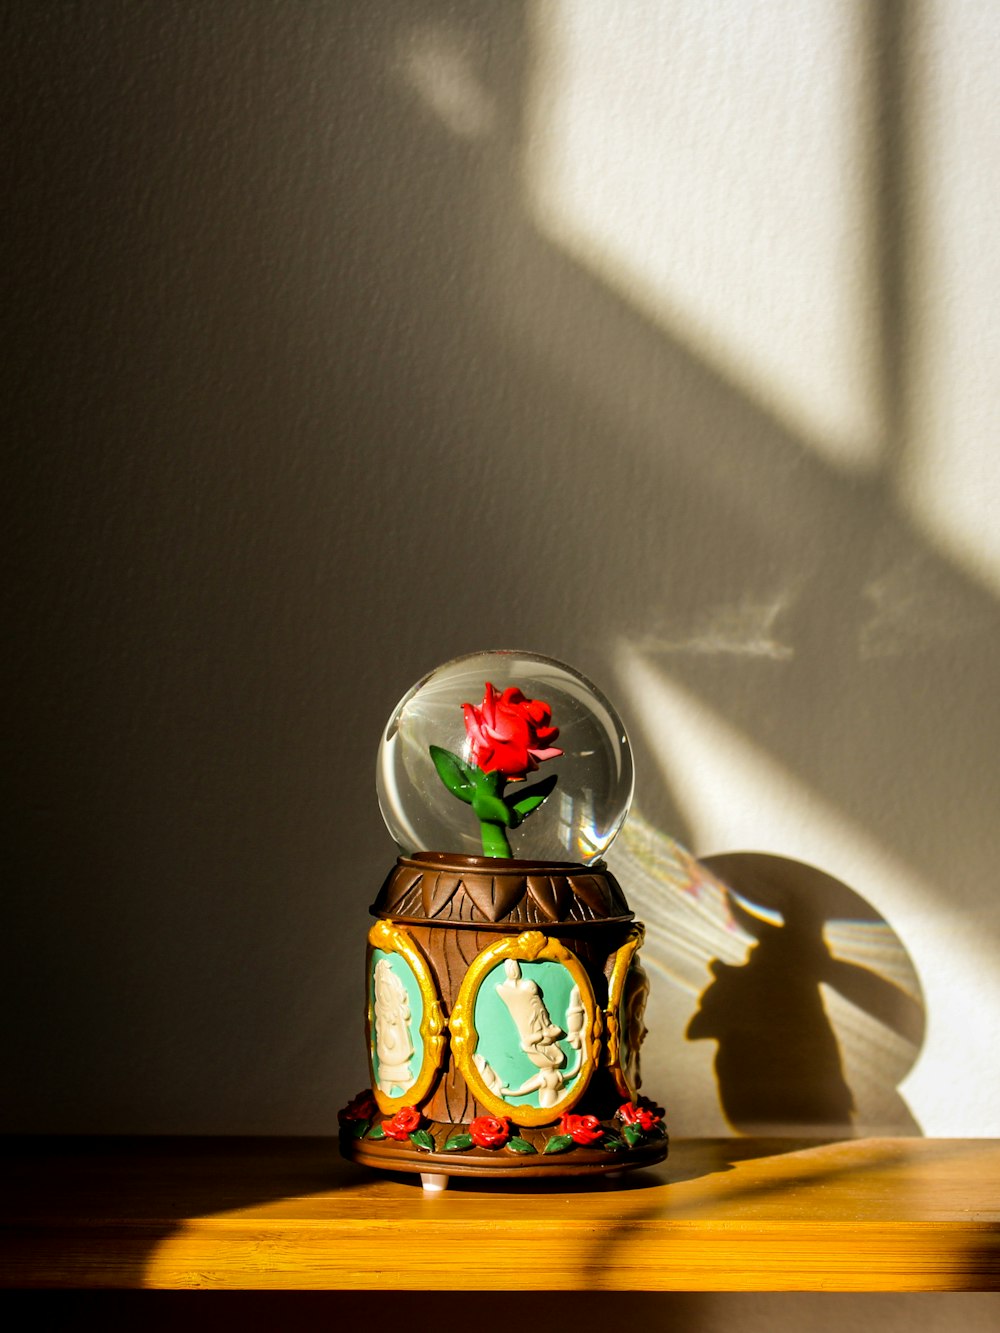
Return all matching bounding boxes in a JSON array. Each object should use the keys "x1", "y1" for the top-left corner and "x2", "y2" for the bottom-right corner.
[
  {"x1": 394, "y1": 21, "x2": 497, "y2": 140},
  {"x1": 524, "y1": 0, "x2": 882, "y2": 472},
  {"x1": 896, "y1": 1, "x2": 1000, "y2": 596},
  {"x1": 614, "y1": 640, "x2": 1000, "y2": 1135}
]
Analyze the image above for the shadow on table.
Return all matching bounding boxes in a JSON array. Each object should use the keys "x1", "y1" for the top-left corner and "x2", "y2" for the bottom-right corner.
[{"x1": 3, "y1": 1135, "x2": 364, "y2": 1291}]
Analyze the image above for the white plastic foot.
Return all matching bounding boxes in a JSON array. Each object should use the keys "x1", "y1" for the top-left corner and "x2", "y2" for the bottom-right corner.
[{"x1": 420, "y1": 1172, "x2": 449, "y2": 1193}]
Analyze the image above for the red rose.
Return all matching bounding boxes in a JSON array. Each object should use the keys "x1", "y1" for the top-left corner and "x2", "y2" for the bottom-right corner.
[
  {"x1": 338, "y1": 1089, "x2": 377, "y2": 1124},
  {"x1": 462, "y1": 683, "x2": 562, "y2": 780},
  {"x1": 557, "y1": 1113, "x2": 604, "y2": 1146},
  {"x1": 617, "y1": 1099, "x2": 663, "y2": 1132},
  {"x1": 468, "y1": 1114, "x2": 511, "y2": 1149},
  {"x1": 382, "y1": 1105, "x2": 422, "y2": 1140}
]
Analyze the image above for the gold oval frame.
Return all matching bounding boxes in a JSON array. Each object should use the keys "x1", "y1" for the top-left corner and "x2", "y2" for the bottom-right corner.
[
  {"x1": 367, "y1": 920, "x2": 447, "y2": 1115},
  {"x1": 450, "y1": 930, "x2": 601, "y2": 1127},
  {"x1": 605, "y1": 924, "x2": 647, "y2": 1100}
]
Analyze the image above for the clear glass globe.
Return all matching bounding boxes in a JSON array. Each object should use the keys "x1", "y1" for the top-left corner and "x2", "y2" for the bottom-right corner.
[{"x1": 376, "y1": 650, "x2": 633, "y2": 865}]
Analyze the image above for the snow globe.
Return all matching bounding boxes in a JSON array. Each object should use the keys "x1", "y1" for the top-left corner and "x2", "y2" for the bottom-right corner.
[{"x1": 338, "y1": 650, "x2": 668, "y2": 1187}]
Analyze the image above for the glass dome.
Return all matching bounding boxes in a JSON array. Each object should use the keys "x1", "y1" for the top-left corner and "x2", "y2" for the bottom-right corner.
[{"x1": 377, "y1": 650, "x2": 633, "y2": 865}]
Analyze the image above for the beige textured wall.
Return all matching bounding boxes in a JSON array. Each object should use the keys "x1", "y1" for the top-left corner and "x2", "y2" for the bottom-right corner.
[{"x1": 6, "y1": 0, "x2": 999, "y2": 1162}]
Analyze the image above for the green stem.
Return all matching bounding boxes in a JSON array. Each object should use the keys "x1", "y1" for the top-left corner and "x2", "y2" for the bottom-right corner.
[{"x1": 479, "y1": 820, "x2": 513, "y2": 858}]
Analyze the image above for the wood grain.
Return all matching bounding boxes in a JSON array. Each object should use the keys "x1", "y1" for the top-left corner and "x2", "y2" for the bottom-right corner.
[{"x1": 2, "y1": 1137, "x2": 998, "y2": 1291}]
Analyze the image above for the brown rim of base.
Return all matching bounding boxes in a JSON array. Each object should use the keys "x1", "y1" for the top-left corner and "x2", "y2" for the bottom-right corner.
[
  {"x1": 403, "y1": 852, "x2": 605, "y2": 874},
  {"x1": 374, "y1": 854, "x2": 635, "y2": 927}
]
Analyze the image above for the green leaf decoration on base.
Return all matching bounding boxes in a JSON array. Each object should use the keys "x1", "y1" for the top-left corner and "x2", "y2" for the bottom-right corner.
[
  {"x1": 443, "y1": 1132, "x2": 474, "y2": 1152},
  {"x1": 542, "y1": 1134, "x2": 575, "y2": 1155},
  {"x1": 408, "y1": 1129, "x2": 436, "y2": 1152},
  {"x1": 349, "y1": 1119, "x2": 371, "y2": 1140},
  {"x1": 367, "y1": 1123, "x2": 387, "y2": 1140},
  {"x1": 506, "y1": 1136, "x2": 538, "y2": 1155},
  {"x1": 602, "y1": 1134, "x2": 628, "y2": 1152},
  {"x1": 622, "y1": 1124, "x2": 644, "y2": 1147}
]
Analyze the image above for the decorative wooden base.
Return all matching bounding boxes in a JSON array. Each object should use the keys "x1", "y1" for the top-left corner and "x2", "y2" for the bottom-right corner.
[
  {"x1": 341, "y1": 1115, "x2": 669, "y2": 1181},
  {"x1": 352, "y1": 853, "x2": 668, "y2": 1186}
]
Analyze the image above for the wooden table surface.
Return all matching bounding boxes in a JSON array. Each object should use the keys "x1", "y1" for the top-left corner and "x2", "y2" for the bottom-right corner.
[{"x1": 3, "y1": 1136, "x2": 999, "y2": 1292}]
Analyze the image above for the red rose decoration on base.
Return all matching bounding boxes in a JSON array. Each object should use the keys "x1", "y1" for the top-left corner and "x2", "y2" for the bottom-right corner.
[
  {"x1": 469, "y1": 1114, "x2": 511, "y2": 1149},
  {"x1": 382, "y1": 1106, "x2": 423, "y2": 1141},
  {"x1": 338, "y1": 1089, "x2": 377, "y2": 1125},
  {"x1": 618, "y1": 1099, "x2": 665, "y2": 1133},
  {"x1": 557, "y1": 1113, "x2": 604, "y2": 1146}
]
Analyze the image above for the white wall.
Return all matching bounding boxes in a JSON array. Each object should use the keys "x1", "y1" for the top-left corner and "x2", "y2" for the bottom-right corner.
[{"x1": 7, "y1": 0, "x2": 999, "y2": 1154}]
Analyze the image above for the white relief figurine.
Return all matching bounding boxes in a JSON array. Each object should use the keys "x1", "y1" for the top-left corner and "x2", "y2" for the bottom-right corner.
[
  {"x1": 621, "y1": 960, "x2": 650, "y2": 1091},
  {"x1": 496, "y1": 960, "x2": 584, "y2": 1107},
  {"x1": 373, "y1": 958, "x2": 415, "y2": 1094},
  {"x1": 564, "y1": 985, "x2": 585, "y2": 1056}
]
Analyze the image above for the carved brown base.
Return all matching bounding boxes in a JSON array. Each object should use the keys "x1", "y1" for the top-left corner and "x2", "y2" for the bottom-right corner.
[
  {"x1": 357, "y1": 855, "x2": 667, "y2": 1185},
  {"x1": 340, "y1": 1118, "x2": 669, "y2": 1179}
]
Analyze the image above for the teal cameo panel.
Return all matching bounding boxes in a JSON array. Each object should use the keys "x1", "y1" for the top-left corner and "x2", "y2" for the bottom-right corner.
[
  {"x1": 471, "y1": 958, "x2": 588, "y2": 1111},
  {"x1": 369, "y1": 947, "x2": 424, "y2": 1100}
]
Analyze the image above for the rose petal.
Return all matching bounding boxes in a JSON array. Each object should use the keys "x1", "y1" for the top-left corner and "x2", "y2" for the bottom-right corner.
[
  {"x1": 462, "y1": 704, "x2": 486, "y2": 743},
  {"x1": 481, "y1": 683, "x2": 499, "y2": 727}
]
